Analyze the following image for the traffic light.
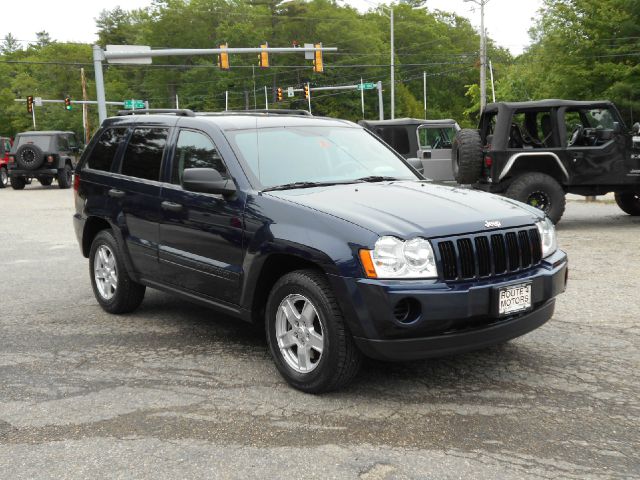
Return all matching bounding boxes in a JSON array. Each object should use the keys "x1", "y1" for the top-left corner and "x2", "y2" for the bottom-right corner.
[
  {"x1": 259, "y1": 43, "x2": 269, "y2": 68},
  {"x1": 218, "y1": 43, "x2": 230, "y2": 70},
  {"x1": 304, "y1": 84, "x2": 310, "y2": 100},
  {"x1": 313, "y1": 42, "x2": 324, "y2": 73},
  {"x1": 26, "y1": 95, "x2": 33, "y2": 113},
  {"x1": 277, "y1": 87, "x2": 283, "y2": 102},
  {"x1": 64, "y1": 97, "x2": 72, "y2": 111}
]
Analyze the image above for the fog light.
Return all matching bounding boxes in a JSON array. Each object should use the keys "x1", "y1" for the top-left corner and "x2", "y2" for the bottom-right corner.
[{"x1": 393, "y1": 298, "x2": 422, "y2": 324}]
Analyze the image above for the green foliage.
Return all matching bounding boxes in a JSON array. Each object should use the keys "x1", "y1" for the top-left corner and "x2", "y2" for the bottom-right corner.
[
  {"x1": 14, "y1": 1, "x2": 638, "y2": 137},
  {"x1": 496, "y1": 0, "x2": 640, "y2": 125}
]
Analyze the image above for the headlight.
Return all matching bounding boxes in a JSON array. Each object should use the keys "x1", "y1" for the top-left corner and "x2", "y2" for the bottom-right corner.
[
  {"x1": 536, "y1": 217, "x2": 557, "y2": 258},
  {"x1": 360, "y1": 236, "x2": 437, "y2": 279}
]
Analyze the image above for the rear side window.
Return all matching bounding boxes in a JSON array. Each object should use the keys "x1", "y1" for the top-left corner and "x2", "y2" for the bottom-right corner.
[
  {"x1": 86, "y1": 128, "x2": 128, "y2": 172},
  {"x1": 120, "y1": 128, "x2": 168, "y2": 181}
]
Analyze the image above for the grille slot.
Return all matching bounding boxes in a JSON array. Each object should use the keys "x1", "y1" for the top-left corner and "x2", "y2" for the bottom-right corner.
[
  {"x1": 438, "y1": 241, "x2": 458, "y2": 281},
  {"x1": 437, "y1": 227, "x2": 543, "y2": 281},
  {"x1": 457, "y1": 238, "x2": 475, "y2": 279},
  {"x1": 518, "y1": 230, "x2": 532, "y2": 267},
  {"x1": 505, "y1": 232, "x2": 520, "y2": 271},
  {"x1": 475, "y1": 236, "x2": 491, "y2": 277},
  {"x1": 491, "y1": 234, "x2": 507, "y2": 274}
]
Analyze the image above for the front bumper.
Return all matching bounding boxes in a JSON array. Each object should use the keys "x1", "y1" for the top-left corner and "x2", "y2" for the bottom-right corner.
[{"x1": 330, "y1": 250, "x2": 567, "y2": 361}]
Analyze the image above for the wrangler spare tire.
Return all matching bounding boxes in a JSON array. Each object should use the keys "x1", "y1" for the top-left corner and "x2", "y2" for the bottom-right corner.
[
  {"x1": 15, "y1": 144, "x2": 45, "y2": 170},
  {"x1": 451, "y1": 129, "x2": 483, "y2": 184}
]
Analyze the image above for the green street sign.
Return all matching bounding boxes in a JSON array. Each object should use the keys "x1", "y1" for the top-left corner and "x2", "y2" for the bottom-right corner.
[
  {"x1": 123, "y1": 99, "x2": 146, "y2": 109},
  {"x1": 357, "y1": 82, "x2": 376, "y2": 90}
]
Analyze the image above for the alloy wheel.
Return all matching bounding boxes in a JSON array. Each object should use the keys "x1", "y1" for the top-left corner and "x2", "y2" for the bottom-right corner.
[
  {"x1": 275, "y1": 294, "x2": 325, "y2": 373},
  {"x1": 94, "y1": 245, "x2": 118, "y2": 300}
]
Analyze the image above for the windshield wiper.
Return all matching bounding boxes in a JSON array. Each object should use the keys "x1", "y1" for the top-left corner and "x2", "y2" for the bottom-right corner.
[
  {"x1": 354, "y1": 176, "x2": 399, "y2": 183},
  {"x1": 262, "y1": 181, "x2": 342, "y2": 192}
]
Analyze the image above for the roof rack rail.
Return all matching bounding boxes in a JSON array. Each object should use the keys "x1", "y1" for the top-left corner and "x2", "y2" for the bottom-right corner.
[
  {"x1": 198, "y1": 109, "x2": 312, "y2": 117},
  {"x1": 117, "y1": 109, "x2": 195, "y2": 117}
]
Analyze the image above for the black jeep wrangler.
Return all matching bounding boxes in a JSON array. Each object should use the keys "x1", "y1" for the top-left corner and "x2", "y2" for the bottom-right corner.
[
  {"x1": 452, "y1": 100, "x2": 640, "y2": 223},
  {"x1": 8, "y1": 131, "x2": 81, "y2": 190}
]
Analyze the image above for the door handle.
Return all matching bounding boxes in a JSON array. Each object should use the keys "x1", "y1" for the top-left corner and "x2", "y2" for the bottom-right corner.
[
  {"x1": 161, "y1": 201, "x2": 183, "y2": 212},
  {"x1": 108, "y1": 188, "x2": 125, "y2": 198}
]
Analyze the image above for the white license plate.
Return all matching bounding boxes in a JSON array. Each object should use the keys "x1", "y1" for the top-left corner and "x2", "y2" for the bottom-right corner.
[{"x1": 498, "y1": 283, "x2": 532, "y2": 316}]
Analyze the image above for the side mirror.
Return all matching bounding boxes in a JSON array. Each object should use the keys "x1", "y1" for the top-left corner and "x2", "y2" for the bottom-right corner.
[
  {"x1": 182, "y1": 168, "x2": 236, "y2": 196},
  {"x1": 406, "y1": 158, "x2": 425, "y2": 176},
  {"x1": 612, "y1": 122, "x2": 622, "y2": 134},
  {"x1": 633, "y1": 122, "x2": 640, "y2": 135}
]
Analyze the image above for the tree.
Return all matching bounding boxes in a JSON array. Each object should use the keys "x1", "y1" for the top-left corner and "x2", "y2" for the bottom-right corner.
[{"x1": 1, "y1": 34, "x2": 21, "y2": 55}]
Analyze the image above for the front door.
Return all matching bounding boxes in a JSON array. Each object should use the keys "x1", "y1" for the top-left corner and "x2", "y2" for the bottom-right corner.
[
  {"x1": 158, "y1": 129, "x2": 244, "y2": 305},
  {"x1": 561, "y1": 106, "x2": 633, "y2": 185},
  {"x1": 417, "y1": 124, "x2": 458, "y2": 181}
]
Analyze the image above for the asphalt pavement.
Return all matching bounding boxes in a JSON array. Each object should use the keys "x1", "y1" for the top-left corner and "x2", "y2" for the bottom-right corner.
[{"x1": 0, "y1": 184, "x2": 638, "y2": 479}]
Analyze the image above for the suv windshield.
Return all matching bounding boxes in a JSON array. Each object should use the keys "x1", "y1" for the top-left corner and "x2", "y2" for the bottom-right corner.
[
  {"x1": 16, "y1": 135, "x2": 51, "y2": 151},
  {"x1": 228, "y1": 126, "x2": 418, "y2": 189}
]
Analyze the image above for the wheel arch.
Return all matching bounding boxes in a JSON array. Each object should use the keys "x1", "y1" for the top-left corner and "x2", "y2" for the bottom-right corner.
[
  {"x1": 500, "y1": 152, "x2": 569, "y2": 185},
  {"x1": 245, "y1": 252, "x2": 327, "y2": 325}
]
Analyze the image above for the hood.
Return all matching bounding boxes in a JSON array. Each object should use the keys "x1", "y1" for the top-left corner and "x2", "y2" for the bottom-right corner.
[{"x1": 266, "y1": 181, "x2": 542, "y2": 239}]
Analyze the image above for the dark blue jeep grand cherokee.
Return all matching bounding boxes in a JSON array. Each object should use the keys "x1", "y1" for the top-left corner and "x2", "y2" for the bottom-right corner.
[{"x1": 73, "y1": 110, "x2": 567, "y2": 392}]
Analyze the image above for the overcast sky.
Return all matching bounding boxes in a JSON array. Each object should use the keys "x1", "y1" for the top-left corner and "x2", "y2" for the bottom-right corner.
[{"x1": 8, "y1": 0, "x2": 543, "y2": 55}]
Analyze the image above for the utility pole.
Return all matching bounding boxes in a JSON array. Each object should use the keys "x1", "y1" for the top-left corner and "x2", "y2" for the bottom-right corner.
[
  {"x1": 81, "y1": 68, "x2": 90, "y2": 143},
  {"x1": 390, "y1": 7, "x2": 395, "y2": 119},
  {"x1": 423, "y1": 71, "x2": 427, "y2": 119},
  {"x1": 464, "y1": 0, "x2": 490, "y2": 112},
  {"x1": 360, "y1": 78, "x2": 365, "y2": 119},
  {"x1": 377, "y1": 81, "x2": 384, "y2": 121},
  {"x1": 489, "y1": 59, "x2": 496, "y2": 103}
]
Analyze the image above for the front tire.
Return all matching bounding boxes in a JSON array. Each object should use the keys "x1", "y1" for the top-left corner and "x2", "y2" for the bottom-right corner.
[
  {"x1": 10, "y1": 176, "x2": 26, "y2": 190},
  {"x1": 506, "y1": 172, "x2": 566, "y2": 224},
  {"x1": 0, "y1": 167, "x2": 7, "y2": 188},
  {"x1": 266, "y1": 270, "x2": 362, "y2": 393},
  {"x1": 57, "y1": 164, "x2": 72, "y2": 189},
  {"x1": 89, "y1": 230, "x2": 146, "y2": 314},
  {"x1": 615, "y1": 192, "x2": 640, "y2": 216}
]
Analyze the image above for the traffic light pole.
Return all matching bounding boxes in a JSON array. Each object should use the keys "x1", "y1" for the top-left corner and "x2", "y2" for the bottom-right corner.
[
  {"x1": 93, "y1": 44, "x2": 338, "y2": 123},
  {"x1": 31, "y1": 106, "x2": 36, "y2": 130}
]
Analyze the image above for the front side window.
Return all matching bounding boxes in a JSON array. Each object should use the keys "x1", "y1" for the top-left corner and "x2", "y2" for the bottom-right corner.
[
  {"x1": 85, "y1": 128, "x2": 128, "y2": 172},
  {"x1": 564, "y1": 107, "x2": 620, "y2": 146},
  {"x1": 418, "y1": 126, "x2": 456, "y2": 150},
  {"x1": 120, "y1": 128, "x2": 168, "y2": 181},
  {"x1": 228, "y1": 126, "x2": 418, "y2": 189},
  {"x1": 171, "y1": 130, "x2": 228, "y2": 185}
]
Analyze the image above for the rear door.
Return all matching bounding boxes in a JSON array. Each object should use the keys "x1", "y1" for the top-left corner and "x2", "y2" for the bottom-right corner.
[
  {"x1": 158, "y1": 127, "x2": 244, "y2": 305},
  {"x1": 111, "y1": 126, "x2": 171, "y2": 279},
  {"x1": 417, "y1": 124, "x2": 459, "y2": 181}
]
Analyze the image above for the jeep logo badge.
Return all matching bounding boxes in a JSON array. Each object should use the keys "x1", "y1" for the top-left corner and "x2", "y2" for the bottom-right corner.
[{"x1": 485, "y1": 220, "x2": 502, "y2": 228}]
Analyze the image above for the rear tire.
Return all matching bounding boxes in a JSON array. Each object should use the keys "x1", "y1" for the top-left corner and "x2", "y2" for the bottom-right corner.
[
  {"x1": 89, "y1": 230, "x2": 146, "y2": 314},
  {"x1": 266, "y1": 269, "x2": 362, "y2": 393},
  {"x1": 39, "y1": 177, "x2": 53, "y2": 186},
  {"x1": 451, "y1": 129, "x2": 483, "y2": 184},
  {"x1": 10, "y1": 176, "x2": 26, "y2": 190},
  {"x1": 506, "y1": 172, "x2": 566, "y2": 224},
  {"x1": 614, "y1": 192, "x2": 640, "y2": 216},
  {"x1": 57, "y1": 164, "x2": 72, "y2": 189},
  {"x1": 0, "y1": 167, "x2": 7, "y2": 188}
]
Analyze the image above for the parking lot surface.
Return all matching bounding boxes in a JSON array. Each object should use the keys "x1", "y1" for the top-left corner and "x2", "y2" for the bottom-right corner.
[{"x1": 0, "y1": 185, "x2": 638, "y2": 479}]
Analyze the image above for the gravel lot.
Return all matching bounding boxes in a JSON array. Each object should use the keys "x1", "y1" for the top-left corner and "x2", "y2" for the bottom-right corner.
[{"x1": 0, "y1": 185, "x2": 638, "y2": 479}]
